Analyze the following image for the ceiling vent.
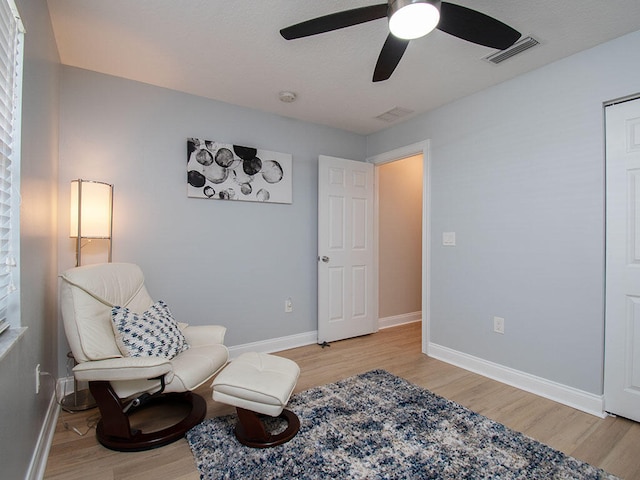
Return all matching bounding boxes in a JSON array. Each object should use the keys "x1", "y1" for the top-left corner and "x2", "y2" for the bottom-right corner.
[
  {"x1": 484, "y1": 36, "x2": 540, "y2": 64},
  {"x1": 375, "y1": 106, "x2": 414, "y2": 123}
]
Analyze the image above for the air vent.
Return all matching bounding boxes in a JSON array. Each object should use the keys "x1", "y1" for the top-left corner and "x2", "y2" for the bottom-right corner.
[
  {"x1": 375, "y1": 106, "x2": 414, "y2": 123},
  {"x1": 484, "y1": 36, "x2": 540, "y2": 64}
]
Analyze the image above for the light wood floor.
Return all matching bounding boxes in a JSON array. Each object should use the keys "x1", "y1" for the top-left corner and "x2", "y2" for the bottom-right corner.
[{"x1": 44, "y1": 322, "x2": 640, "y2": 480}]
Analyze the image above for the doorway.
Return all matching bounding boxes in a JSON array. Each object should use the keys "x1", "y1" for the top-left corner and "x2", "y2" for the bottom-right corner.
[
  {"x1": 377, "y1": 155, "x2": 423, "y2": 327},
  {"x1": 368, "y1": 141, "x2": 430, "y2": 352}
]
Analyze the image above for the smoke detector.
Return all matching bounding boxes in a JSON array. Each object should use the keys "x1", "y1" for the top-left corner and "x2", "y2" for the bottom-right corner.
[{"x1": 279, "y1": 91, "x2": 297, "y2": 103}]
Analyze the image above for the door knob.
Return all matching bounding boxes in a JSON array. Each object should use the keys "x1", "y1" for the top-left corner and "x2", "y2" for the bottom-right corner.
[{"x1": 320, "y1": 256, "x2": 330, "y2": 263}]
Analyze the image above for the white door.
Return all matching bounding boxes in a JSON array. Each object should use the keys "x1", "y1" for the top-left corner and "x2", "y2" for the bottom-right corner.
[
  {"x1": 604, "y1": 97, "x2": 640, "y2": 422},
  {"x1": 318, "y1": 155, "x2": 376, "y2": 344}
]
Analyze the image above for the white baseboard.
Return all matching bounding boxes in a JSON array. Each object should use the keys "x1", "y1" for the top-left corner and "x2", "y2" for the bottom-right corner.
[
  {"x1": 379, "y1": 311, "x2": 421, "y2": 330},
  {"x1": 26, "y1": 389, "x2": 60, "y2": 480},
  {"x1": 228, "y1": 330, "x2": 318, "y2": 359},
  {"x1": 227, "y1": 316, "x2": 422, "y2": 358},
  {"x1": 58, "y1": 376, "x2": 74, "y2": 395},
  {"x1": 428, "y1": 342, "x2": 606, "y2": 418}
]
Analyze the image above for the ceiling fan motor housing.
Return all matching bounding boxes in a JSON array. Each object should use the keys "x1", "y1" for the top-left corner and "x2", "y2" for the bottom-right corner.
[
  {"x1": 389, "y1": 0, "x2": 442, "y2": 15},
  {"x1": 388, "y1": 0, "x2": 442, "y2": 40}
]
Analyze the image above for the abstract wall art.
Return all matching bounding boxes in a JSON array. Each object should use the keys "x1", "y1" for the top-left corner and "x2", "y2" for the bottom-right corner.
[{"x1": 187, "y1": 138, "x2": 292, "y2": 204}]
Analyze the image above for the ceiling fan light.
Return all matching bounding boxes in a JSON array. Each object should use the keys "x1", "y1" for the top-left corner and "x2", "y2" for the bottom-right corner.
[{"x1": 389, "y1": 0, "x2": 440, "y2": 40}]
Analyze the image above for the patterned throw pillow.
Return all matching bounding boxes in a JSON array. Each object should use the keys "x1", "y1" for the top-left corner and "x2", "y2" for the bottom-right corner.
[{"x1": 111, "y1": 300, "x2": 189, "y2": 359}]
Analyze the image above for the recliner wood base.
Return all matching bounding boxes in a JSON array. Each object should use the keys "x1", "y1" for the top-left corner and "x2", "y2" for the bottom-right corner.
[
  {"x1": 234, "y1": 407, "x2": 300, "y2": 448},
  {"x1": 90, "y1": 381, "x2": 206, "y2": 452}
]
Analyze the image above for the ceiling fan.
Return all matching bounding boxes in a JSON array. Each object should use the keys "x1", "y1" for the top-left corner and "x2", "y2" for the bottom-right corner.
[{"x1": 280, "y1": 0, "x2": 521, "y2": 82}]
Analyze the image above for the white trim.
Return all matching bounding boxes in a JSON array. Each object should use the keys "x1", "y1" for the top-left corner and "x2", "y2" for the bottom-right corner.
[
  {"x1": 428, "y1": 343, "x2": 606, "y2": 418},
  {"x1": 373, "y1": 164, "x2": 381, "y2": 335},
  {"x1": 8, "y1": 0, "x2": 25, "y2": 33},
  {"x1": 379, "y1": 311, "x2": 421, "y2": 329},
  {"x1": 228, "y1": 330, "x2": 318, "y2": 359},
  {"x1": 26, "y1": 389, "x2": 60, "y2": 480},
  {"x1": 58, "y1": 376, "x2": 74, "y2": 397},
  {"x1": 366, "y1": 140, "x2": 431, "y2": 355},
  {"x1": 0, "y1": 325, "x2": 26, "y2": 360},
  {"x1": 421, "y1": 144, "x2": 431, "y2": 355},
  {"x1": 367, "y1": 141, "x2": 428, "y2": 165}
]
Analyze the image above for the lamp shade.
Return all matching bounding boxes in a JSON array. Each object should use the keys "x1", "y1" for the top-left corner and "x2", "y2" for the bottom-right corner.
[
  {"x1": 70, "y1": 179, "x2": 113, "y2": 238},
  {"x1": 389, "y1": 0, "x2": 440, "y2": 40}
]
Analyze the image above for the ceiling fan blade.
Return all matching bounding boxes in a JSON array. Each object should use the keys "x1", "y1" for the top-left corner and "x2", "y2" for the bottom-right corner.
[
  {"x1": 280, "y1": 4, "x2": 388, "y2": 40},
  {"x1": 438, "y1": 2, "x2": 520, "y2": 50},
  {"x1": 373, "y1": 34, "x2": 410, "y2": 82}
]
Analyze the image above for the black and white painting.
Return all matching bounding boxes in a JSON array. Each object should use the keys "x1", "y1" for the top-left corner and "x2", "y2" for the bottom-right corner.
[{"x1": 187, "y1": 138, "x2": 292, "y2": 204}]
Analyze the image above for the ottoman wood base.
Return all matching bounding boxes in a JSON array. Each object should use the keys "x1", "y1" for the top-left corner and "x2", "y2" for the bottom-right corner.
[
  {"x1": 235, "y1": 407, "x2": 300, "y2": 448},
  {"x1": 212, "y1": 352, "x2": 301, "y2": 448}
]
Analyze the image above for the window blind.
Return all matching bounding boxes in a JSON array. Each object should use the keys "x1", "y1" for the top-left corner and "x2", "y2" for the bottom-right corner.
[{"x1": 0, "y1": 0, "x2": 22, "y2": 329}]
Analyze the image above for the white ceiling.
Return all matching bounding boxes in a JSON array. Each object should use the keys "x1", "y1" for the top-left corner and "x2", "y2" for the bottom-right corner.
[{"x1": 46, "y1": 0, "x2": 640, "y2": 135}]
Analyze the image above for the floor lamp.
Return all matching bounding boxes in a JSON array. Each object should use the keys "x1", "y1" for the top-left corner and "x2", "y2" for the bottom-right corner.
[
  {"x1": 63, "y1": 179, "x2": 114, "y2": 411},
  {"x1": 69, "y1": 179, "x2": 113, "y2": 267}
]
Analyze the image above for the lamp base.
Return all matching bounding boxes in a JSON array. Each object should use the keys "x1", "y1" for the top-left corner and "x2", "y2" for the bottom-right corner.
[{"x1": 61, "y1": 389, "x2": 97, "y2": 412}]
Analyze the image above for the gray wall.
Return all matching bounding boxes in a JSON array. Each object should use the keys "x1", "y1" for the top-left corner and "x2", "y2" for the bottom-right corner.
[
  {"x1": 57, "y1": 68, "x2": 366, "y2": 364},
  {"x1": 0, "y1": 0, "x2": 60, "y2": 478},
  {"x1": 367, "y1": 29, "x2": 640, "y2": 395}
]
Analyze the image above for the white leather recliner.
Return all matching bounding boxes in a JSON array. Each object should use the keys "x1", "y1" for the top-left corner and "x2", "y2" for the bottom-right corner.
[{"x1": 60, "y1": 262, "x2": 229, "y2": 451}]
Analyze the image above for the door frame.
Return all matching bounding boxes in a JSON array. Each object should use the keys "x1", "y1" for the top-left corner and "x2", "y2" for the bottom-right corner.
[{"x1": 367, "y1": 140, "x2": 431, "y2": 354}]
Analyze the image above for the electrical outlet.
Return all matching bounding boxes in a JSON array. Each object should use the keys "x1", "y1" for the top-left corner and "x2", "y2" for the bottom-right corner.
[
  {"x1": 285, "y1": 298, "x2": 293, "y2": 313},
  {"x1": 35, "y1": 364, "x2": 41, "y2": 394},
  {"x1": 493, "y1": 316, "x2": 505, "y2": 334}
]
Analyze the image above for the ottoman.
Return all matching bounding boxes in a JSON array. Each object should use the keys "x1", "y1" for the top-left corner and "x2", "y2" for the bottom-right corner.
[{"x1": 212, "y1": 352, "x2": 301, "y2": 448}]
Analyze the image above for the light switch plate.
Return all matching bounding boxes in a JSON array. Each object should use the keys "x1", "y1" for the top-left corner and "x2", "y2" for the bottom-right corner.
[{"x1": 442, "y1": 232, "x2": 456, "y2": 246}]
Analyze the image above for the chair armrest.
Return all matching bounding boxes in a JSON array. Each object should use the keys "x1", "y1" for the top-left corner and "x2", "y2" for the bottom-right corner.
[
  {"x1": 73, "y1": 357, "x2": 173, "y2": 382},
  {"x1": 183, "y1": 325, "x2": 226, "y2": 346}
]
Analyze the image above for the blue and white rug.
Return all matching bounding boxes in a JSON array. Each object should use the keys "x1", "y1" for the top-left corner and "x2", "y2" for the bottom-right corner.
[{"x1": 187, "y1": 370, "x2": 618, "y2": 479}]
